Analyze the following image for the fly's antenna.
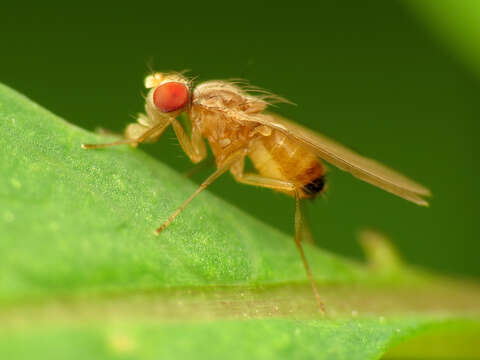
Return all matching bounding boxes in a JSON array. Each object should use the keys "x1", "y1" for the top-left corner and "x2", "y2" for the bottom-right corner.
[
  {"x1": 146, "y1": 58, "x2": 156, "y2": 78},
  {"x1": 179, "y1": 69, "x2": 192, "y2": 76}
]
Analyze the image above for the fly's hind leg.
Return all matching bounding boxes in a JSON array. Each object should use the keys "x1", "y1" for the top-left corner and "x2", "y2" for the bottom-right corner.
[
  {"x1": 230, "y1": 158, "x2": 326, "y2": 313},
  {"x1": 294, "y1": 191, "x2": 326, "y2": 313},
  {"x1": 229, "y1": 158, "x2": 296, "y2": 193},
  {"x1": 300, "y1": 203, "x2": 315, "y2": 245}
]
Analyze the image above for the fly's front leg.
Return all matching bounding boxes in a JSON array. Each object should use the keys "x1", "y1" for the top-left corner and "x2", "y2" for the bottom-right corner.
[
  {"x1": 171, "y1": 119, "x2": 207, "y2": 164},
  {"x1": 124, "y1": 114, "x2": 171, "y2": 146},
  {"x1": 82, "y1": 113, "x2": 172, "y2": 150}
]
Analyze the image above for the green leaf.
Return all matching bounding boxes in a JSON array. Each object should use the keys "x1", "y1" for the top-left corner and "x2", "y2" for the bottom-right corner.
[{"x1": 0, "y1": 83, "x2": 479, "y2": 359}]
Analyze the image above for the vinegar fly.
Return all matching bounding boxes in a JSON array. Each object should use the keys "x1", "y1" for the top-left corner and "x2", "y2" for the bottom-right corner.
[{"x1": 82, "y1": 72, "x2": 431, "y2": 312}]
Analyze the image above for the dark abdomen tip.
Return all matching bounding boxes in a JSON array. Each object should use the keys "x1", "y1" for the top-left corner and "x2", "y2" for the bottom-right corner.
[{"x1": 302, "y1": 176, "x2": 326, "y2": 197}]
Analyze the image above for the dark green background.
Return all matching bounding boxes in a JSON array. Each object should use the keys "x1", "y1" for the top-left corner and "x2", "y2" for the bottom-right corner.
[{"x1": 1, "y1": 1, "x2": 478, "y2": 277}]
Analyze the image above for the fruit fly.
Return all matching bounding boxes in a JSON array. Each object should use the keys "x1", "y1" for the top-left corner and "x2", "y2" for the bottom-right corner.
[{"x1": 82, "y1": 72, "x2": 431, "y2": 312}]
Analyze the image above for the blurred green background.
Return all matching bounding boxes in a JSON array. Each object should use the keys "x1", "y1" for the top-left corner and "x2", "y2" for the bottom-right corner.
[{"x1": 1, "y1": 1, "x2": 478, "y2": 277}]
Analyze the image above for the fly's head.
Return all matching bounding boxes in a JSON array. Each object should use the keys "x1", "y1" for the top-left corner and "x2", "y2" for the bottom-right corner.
[{"x1": 145, "y1": 72, "x2": 192, "y2": 117}]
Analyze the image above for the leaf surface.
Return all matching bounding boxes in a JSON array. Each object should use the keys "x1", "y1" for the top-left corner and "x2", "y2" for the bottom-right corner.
[{"x1": 0, "y1": 84, "x2": 479, "y2": 359}]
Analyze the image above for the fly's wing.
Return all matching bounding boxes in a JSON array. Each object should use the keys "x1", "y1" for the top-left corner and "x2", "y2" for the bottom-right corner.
[{"x1": 249, "y1": 112, "x2": 431, "y2": 206}]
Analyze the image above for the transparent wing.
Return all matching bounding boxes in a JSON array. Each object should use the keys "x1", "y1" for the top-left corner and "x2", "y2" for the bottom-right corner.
[{"x1": 248, "y1": 112, "x2": 431, "y2": 206}]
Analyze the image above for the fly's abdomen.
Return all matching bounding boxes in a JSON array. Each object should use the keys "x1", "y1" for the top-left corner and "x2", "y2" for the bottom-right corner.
[{"x1": 250, "y1": 130, "x2": 326, "y2": 198}]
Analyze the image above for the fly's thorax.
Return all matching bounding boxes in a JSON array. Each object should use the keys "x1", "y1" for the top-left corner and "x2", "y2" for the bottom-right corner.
[
  {"x1": 249, "y1": 130, "x2": 326, "y2": 198},
  {"x1": 190, "y1": 80, "x2": 325, "y2": 197},
  {"x1": 193, "y1": 81, "x2": 267, "y2": 114},
  {"x1": 189, "y1": 104, "x2": 258, "y2": 165},
  {"x1": 189, "y1": 80, "x2": 271, "y2": 165}
]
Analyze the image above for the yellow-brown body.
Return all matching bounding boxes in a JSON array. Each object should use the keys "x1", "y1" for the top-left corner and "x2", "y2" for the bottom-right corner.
[
  {"x1": 82, "y1": 72, "x2": 431, "y2": 313},
  {"x1": 190, "y1": 99, "x2": 325, "y2": 199},
  {"x1": 249, "y1": 130, "x2": 325, "y2": 199}
]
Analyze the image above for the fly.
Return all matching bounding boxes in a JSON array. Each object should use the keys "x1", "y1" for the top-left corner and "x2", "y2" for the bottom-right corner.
[{"x1": 82, "y1": 72, "x2": 431, "y2": 312}]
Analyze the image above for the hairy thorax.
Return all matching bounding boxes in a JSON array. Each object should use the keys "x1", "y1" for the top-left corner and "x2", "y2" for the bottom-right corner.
[
  {"x1": 190, "y1": 104, "x2": 257, "y2": 165},
  {"x1": 190, "y1": 81, "x2": 267, "y2": 165},
  {"x1": 191, "y1": 80, "x2": 325, "y2": 198}
]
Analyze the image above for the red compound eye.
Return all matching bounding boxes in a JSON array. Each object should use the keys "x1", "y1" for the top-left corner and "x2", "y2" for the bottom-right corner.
[{"x1": 153, "y1": 82, "x2": 189, "y2": 112}]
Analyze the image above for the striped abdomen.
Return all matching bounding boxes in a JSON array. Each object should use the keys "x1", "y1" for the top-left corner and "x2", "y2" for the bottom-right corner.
[{"x1": 249, "y1": 130, "x2": 326, "y2": 198}]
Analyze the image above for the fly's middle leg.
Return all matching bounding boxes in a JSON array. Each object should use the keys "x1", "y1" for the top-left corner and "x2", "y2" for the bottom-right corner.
[
  {"x1": 170, "y1": 119, "x2": 207, "y2": 164},
  {"x1": 154, "y1": 151, "x2": 245, "y2": 235}
]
